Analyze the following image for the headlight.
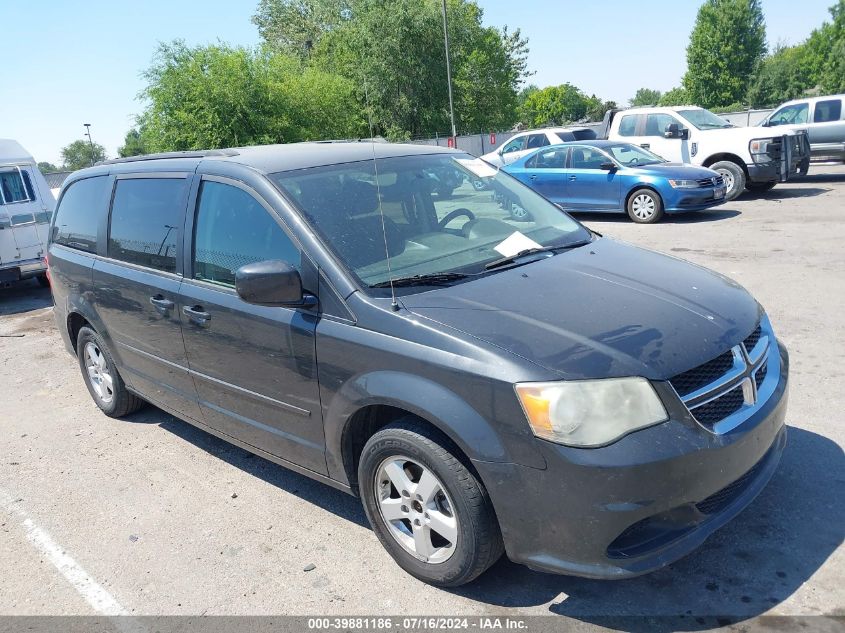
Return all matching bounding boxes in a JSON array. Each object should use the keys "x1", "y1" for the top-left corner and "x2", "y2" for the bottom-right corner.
[
  {"x1": 667, "y1": 179, "x2": 699, "y2": 189},
  {"x1": 515, "y1": 378, "x2": 668, "y2": 447},
  {"x1": 749, "y1": 138, "x2": 774, "y2": 155}
]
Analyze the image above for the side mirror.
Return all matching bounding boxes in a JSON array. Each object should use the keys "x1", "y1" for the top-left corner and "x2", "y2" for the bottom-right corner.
[
  {"x1": 599, "y1": 161, "x2": 617, "y2": 171},
  {"x1": 235, "y1": 260, "x2": 317, "y2": 308},
  {"x1": 664, "y1": 123, "x2": 688, "y2": 139}
]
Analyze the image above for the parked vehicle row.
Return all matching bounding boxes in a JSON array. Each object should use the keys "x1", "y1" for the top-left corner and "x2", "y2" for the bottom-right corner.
[
  {"x1": 1, "y1": 139, "x2": 54, "y2": 287},
  {"x1": 481, "y1": 126, "x2": 598, "y2": 167},
  {"x1": 759, "y1": 94, "x2": 845, "y2": 163},
  {"x1": 48, "y1": 142, "x2": 788, "y2": 587}
]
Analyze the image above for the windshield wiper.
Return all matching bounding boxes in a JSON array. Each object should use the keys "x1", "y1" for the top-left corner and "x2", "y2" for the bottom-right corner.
[
  {"x1": 484, "y1": 240, "x2": 592, "y2": 271},
  {"x1": 370, "y1": 272, "x2": 469, "y2": 288}
]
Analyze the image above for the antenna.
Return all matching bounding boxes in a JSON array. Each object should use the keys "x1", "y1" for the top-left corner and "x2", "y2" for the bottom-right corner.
[{"x1": 363, "y1": 78, "x2": 399, "y2": 311}]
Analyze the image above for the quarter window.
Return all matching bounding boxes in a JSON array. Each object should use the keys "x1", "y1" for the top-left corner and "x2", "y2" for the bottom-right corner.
[
  {"x1": 108, "y1": 178, "x2": 186, "y2": 273},
  {"x1": 193, "y1": 180, "x2": 300, "y2": 288},
  {"x1": 52, "y1": 176, "x2": 109, "y2": 253},
  {"x1": 814, "y1": 99, "x2": 842, "y2": 123},
  {"x1": 617, "y1": 115, "x2": 638, "y2": 136}
]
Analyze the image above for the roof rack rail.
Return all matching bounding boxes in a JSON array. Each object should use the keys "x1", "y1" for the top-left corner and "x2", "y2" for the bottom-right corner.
[{"x1": 98, "y1": 149, "x2": 239, "y2": 166}]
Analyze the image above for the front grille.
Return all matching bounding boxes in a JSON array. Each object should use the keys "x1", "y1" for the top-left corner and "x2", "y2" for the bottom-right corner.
[
  {"x1": 743, "y1": 324, "x2": 762, "y2": 353},
  {"x1": 754, "y1": 360, "x2": 768, "y2": 390},
  {"x1": 692, "y1": 385, "x2": 744, "y2": 426},
  {"x1": 669, "y1": 350, "x2": 734, "y2": 397},
  {"x1": 696, "y1": 457, "x2": 765, "y2": 514},
  {"x1": 695, "y1": 176, "x2": 724, "y2": 188}
]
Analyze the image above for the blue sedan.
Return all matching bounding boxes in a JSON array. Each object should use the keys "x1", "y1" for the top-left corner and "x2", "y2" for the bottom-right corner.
[{"x1": 504, "y1": 141, "x2": 727, "y2": 223}]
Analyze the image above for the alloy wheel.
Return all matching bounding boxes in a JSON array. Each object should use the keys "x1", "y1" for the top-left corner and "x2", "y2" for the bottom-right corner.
[
  {"x1": 84, "y1": 342, "x2": 114, "y2": 404},
  {"x1": 375, "y1": 456, "x2": 458, "y2": 564}
]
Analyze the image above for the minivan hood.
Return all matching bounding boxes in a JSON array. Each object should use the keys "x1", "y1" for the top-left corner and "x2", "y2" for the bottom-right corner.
[{"x1": 401, "y1": 238, "x2": 761, "y2": 381}]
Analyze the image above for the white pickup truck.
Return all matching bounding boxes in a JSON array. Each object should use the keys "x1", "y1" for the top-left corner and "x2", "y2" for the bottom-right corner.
[{"x1": 601, "y1": 106, "x2": 810, "y2": 200}]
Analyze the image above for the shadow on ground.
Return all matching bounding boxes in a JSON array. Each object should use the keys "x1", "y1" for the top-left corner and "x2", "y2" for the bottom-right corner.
[
  {"x1": 0, "y1": 279, "x2": 52, "y2": 317},
  {"x1": 129, "y1": 404, "x2": 843, "y2": 629},
  {"x1": 742, "y1": 187, "x2": 831, "y2": 201},
  {"x1": 576, "y1": 209, "x2": 741, "y2": 225}
]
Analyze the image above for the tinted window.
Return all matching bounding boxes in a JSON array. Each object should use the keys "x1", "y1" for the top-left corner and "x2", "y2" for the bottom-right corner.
[
  {"x1": 645, "y1": 113, "x2": 681, "y2": 136},
  {"x1": 52, "y1": 176, "x2": 108, "y2": 253},
  {"x1": 769, "y1": 103, "x2": 809, "y2": 126},
  {"x1": 0, "y1": 169, "x2": 35, "y2": 204},
  {"x1": 814, "y1": 99, "x2": 842, "y2": 123},
  {"x1": 571, "y1": 128, "x2": 598, "y2": 141},
  {"x1": 527, "y1": 134, "x2": 550, "y2": 149},
  {"x1": 108, "y1": 178, "x2": 186, "y2": 273},
  {"x1": 617, "y1": 115, "x2": 638, "y2": 136},
  {"x1": 526, "y1": 148, "x2": 567, "y2": 169},
  {"x1": 193, "y1": 181, "x2": 300, "y2": 288},
  {"x1": 500, "y1": 136, "x2": 527, "y2": 154},
  {"x1": 570, "y1": 146, "x2": 608, "y2": 169}
]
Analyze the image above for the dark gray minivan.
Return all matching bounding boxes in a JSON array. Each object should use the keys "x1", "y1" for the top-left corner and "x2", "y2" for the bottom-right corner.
[{"x1": 48, "y1": 143, "x2": 788, "y2": 586}]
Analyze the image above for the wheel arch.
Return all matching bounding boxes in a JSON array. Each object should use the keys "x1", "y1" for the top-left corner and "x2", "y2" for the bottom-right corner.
[
  {"x1": 702, "y1": 153, "x2": 749, "y2": 177},
  {"x1": 624, "y1": 184, "x2": 663, "y2": 209}
]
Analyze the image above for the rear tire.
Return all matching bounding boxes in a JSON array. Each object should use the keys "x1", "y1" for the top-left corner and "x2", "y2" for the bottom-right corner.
[
  {"x1": 77, "y1": 326, "x2": 144, "y2": 418},
  {"x1": 710, "y1": 161, "x2": 746, "y2": 201},
  {"x1": 358, "y1": 419, "x2": 504, "y2": 587},
  {"x1": 626, "y1": 188, "x2": 664, "y2": 224}
]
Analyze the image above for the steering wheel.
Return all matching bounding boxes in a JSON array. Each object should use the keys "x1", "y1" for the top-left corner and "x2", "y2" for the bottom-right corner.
[
  {"x1": 438, "y1": 208, "x2": 475, "y2": 230},
  {"x1": 628, "y1": 157, "x2": 640, "y2": 166}
]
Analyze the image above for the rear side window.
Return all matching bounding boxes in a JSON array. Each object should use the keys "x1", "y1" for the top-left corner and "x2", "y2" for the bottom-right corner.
[
  {"x1": 571, "y1": 128, "x2": 597, "y2": 141},
  {"x1": 526, "y1": 133, "x2": 550, "y2": 149},
  {"x1": 617, "y1": 115, "x2": 638, "y2": 136},
  {"x1": 193, "y1": 180, "x2": 300, "y2": 288},
  {"x1": 0, "y1": 168, "x2": 35, "y2": 204},
  {"x1": 108, "y1": 178, "x2": 187, "y2": 273},
  {"x1": 814, "y1": 99, "x2": 842, "y2": 123},
  {"x1": 52, "y1": 176, "x2": 108, "y2": 253}
]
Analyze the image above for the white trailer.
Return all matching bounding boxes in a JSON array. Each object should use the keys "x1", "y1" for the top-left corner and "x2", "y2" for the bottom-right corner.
[{"x1": 0, "y1": 139, "x2": 54, "y2": 287}]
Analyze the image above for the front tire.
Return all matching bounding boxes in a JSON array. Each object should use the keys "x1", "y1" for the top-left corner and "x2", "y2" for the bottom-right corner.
[
  {"x1": 358, "y1": 420, "x2": 503, "y2": 587},
  {"x1": 626, "y1": 188, "x2": 664, "y2": 224},
  {"x1": 710, "y1": 160, "x2": 746, "y2": 201},
  {"x1": 77, "y1": 327, "x2": 144, "y2": 417}
]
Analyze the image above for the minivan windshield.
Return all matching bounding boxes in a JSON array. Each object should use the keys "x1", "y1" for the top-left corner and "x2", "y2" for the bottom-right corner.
[
  {"x1": 272, "y1": 153, "x2": 591, "y2": 291},
  {"x1": 677, "y1": 109, "x2": 735, "y2": 130}
]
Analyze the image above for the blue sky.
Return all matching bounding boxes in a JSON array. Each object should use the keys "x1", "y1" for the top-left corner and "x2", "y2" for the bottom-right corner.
[{"x1": 0, "y1": 0, "x2": 835, "y2": 165}]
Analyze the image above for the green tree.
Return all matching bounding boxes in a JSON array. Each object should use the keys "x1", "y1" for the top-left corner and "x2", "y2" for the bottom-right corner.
[
  {"x1": 816, "y1": 0, "x2": 845, "y2": 93},
  {"x1": 118, "y1": 127, "x2": 148, "y2": 157},
  {"x1": 519, "y1": 83, "x2": 589, "y2": 127},
  {"x1": 683, "y1": 0, "x2": 767, "y2": 108},
  {"x1": 584, "y1": 96, "x2": 617, "y2": 122},
  {"x1": 252, "y1": 0, "x2": 351, "y2": 58},
  {"x1": 37, "y1": 161, "x2": 59, "y2": 173},
  {"x1": 746, "y1": 44, "x2": 813, "y2": 107},
  {"x1": 60, "y1": 140, "x2": 106, "y2": 171},
  {"x1": 658, "y1": 86, "x2": 690, "y2": 106},
  {"x1": 137, "y1": 41, "x2": 365, "y2": 152},
  {"x1": 629, "y1": 88, "x2": 662, "y2": 107}
]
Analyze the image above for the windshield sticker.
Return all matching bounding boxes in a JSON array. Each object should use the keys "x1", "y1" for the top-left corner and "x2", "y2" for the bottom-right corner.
[
  {"x1": 494, "y1": 231, "x2": 543, "y2": 258},
  {"x1": 455, "y1": 158, "x2": 498, "y2": 178}
]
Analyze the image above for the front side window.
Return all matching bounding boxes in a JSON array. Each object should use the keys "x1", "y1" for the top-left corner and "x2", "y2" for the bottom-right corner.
[
  {"x1": 569, "y1": 146, "x2": 608, "y2": 169},
  {"x1": 617, "y1": 115, "x2": 639, "y2": 136},
  {"x1": 272, "y1": 154, "x2": 590, "y2": 292},
  {"x1": 814, "y1": 99, "x2": 842, "y2": 123},
  {"x1": 0, "y1": 168, "x2": 35, "y2": 204},
  {"x1": 108, "y1": 178, "x2": 186, "y2": 273},
  {"x1": 645, "y1": 113, "x2": 682, "y2": 136},
  {"x1": 52, "y1": 176, "x2": 109, "y2": 253},
  {"x1": 500, "y1": 136, "x2": 527, "y2": 154},
  {"x1": 768, "y1": 103, "x2": 809, "y2": 126},
  {"x1": 193, "y1": 180, "x2": 300, "y2": 288}
]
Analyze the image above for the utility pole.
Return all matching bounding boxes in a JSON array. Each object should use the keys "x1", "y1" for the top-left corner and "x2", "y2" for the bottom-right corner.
[
  {"x1": 83, "y1": 123, "x2": 95, "y2": 166},
  {"x1": 441, "y1": 0, "x2": 457, "y2": 141}
]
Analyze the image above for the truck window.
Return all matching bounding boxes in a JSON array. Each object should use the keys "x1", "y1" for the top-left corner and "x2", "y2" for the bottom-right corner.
[
  {"x1": 769, "y1": 103, "x2": 809, "y2": 126},
  {"x1": 0, "y1": 168, "x2": 36, "y2": 204},
  {"x1": 814, "y1": 99, "x2": 842, "y2": 123},
  {"x1": 500, "y1": 136, "x2": 527, "y2": 154},
  {"x1": 108, "y1": 178, "x2": 186, "y2": 273},
  {"x1": 52, "y1": 176, "x2": 109, "y2": 253},
  {"x1": 645, "y1": 113, "x2": 681, "y2": 137},
  {"x1": 617, "y1": 115, "x2": 638, "y2": 137}
]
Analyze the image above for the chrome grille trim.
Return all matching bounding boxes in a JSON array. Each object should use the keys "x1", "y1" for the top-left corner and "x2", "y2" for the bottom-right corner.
[{"x1": 671, "y1": 315, "x2": 778, "y2": 435}]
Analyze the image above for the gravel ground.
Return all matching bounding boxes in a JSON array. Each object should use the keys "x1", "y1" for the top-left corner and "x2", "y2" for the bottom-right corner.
[{"x1": 1, "y1": 165, "x2": 843, "y2": 627}]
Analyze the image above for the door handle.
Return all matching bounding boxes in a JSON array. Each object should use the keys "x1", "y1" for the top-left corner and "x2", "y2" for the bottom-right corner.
[
  {"x1": 568, "y1": 175, "x2": 577, "y2": 181},
  {"x1": 530, "y1": 174, "x2": 537, "y2": 180},
  {"x1": 149, "y1": 295, "x2": 174, "y2": 312},
  {"x1": 182, "y1": 305, "x2": 211, "y2": 325},
  {"x1": 640, "y1": 143, "x2": 650, "y2": 149}
]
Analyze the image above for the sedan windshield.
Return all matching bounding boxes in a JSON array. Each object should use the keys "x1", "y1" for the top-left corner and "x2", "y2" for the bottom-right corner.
[
  {"x1": 677, "y1": 109, "x2": 735, "y2": 130},
  {"x1": 603, "y1": 143, "x2": 666, "y2": 166},
  {"x1": 271, "y1": 153, "x2": 590, "y2": 292}
]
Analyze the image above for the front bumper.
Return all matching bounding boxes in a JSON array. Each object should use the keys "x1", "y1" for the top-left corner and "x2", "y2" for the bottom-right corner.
[
  {"x1": 665, "y1": 187, "x2": 727, "y2": 212},
  {"x1": 748, "y1": 132, "x2": 811, "y2": 183},
  {"x1": 474, "y1": 343, "x2": 789, "y2": 579}
]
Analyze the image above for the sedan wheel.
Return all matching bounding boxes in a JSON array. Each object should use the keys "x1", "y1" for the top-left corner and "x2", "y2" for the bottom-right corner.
[
  {"x1": 375, "y1": 456, "x2": 458, "y2": 564},
  {"x1": 626, "y1": 188, "x2": 664, "y2": 224}
]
